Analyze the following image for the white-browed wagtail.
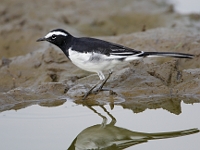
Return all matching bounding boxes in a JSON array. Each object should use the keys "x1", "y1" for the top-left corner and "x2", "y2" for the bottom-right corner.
[{"x1": 37, "y1": 29, "x2": 194, "y2": 99}]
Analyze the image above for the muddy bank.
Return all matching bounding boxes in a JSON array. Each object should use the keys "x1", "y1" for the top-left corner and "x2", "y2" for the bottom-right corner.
[
  {"x1": 0, "y1": 0, "x2": 200, "y2": 111},
  {"x1": 0, "y1": 28, "x2": 200, "y2": 111}
]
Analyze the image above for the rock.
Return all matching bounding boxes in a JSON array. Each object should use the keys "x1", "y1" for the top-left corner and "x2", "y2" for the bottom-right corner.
[{"x1": 0, "y1": 0, "x2": 200, "y2": 110}]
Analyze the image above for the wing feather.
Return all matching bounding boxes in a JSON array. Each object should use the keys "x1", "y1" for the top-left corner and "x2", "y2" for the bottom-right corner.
[{"x1": 73, "y1": 37, "x2": 141, "y2": 57}]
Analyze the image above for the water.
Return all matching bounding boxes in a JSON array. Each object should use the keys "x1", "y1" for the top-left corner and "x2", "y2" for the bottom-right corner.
[
  {"x1": 173, "y1": 0, "x2": 200, "y2": 14},
  {"x1": 0, "y1": 97, "x2": 200, "y2": 150}
]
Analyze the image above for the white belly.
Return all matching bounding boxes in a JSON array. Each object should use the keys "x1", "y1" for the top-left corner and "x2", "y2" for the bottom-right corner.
[{"x1": 68, "y1": 48, "x2": 119, "y2": 73}]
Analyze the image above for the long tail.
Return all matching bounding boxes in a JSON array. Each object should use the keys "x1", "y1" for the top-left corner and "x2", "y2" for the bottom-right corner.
[
  {"x1": 147, "y1": 128, "x2": 199, "y2": 140},
  {"x1": 118, "y1": 128, "x2": 199, "y2": 149},
  {"x1": 138, "y1": 51, "x2": 194, "y2": 59}
]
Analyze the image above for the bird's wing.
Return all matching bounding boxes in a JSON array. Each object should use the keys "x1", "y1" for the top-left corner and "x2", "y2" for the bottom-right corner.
[
  {"x1": 109, "y1": 42, "x2": 141, "y2": 55},
  {"x1": 74, "y1": 37, "x2": 142, "y2": 57}
]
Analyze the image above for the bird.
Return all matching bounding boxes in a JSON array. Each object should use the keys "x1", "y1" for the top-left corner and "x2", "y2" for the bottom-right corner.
[
  {"x1": 68, "y1": 125, "x2": 199, "y2": 150},
  {"x1": 67, "y1": 105, "x2": 199, "y2": 150},
  {"x1": 37, "y1": 29, "x2": 194, "y2": 99}
]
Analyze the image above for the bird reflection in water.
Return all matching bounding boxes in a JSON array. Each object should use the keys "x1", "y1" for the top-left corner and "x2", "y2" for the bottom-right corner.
[{"x1": 68, "y1": 105, "x2": 199, "y2": 150}]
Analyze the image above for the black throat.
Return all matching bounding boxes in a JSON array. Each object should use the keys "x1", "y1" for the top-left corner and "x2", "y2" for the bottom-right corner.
[{"x1": 57, "y1": 37, "x2": 74, "y2": 58}]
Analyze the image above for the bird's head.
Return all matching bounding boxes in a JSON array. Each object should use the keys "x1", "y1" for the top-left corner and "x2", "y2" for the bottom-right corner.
[{"x1": 37, "y1": 29, "x2": 73, "y2": 50}]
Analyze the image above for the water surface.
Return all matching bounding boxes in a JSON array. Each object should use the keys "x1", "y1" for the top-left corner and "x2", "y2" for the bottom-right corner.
[
  {"x1": 174, "y1": 0, "x2": 200, "y2": 14},
  {"x1": 0, "y1": 96, "x2": 200, "y2": 150}
]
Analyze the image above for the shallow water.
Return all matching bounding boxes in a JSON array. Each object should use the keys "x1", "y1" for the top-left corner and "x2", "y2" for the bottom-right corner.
[
  {"x1": 0, "y1": 97, "x2": 200, "y2": 150},
  {"x1": 174, "y1": 0, "x2": 200, "y2": 14}
]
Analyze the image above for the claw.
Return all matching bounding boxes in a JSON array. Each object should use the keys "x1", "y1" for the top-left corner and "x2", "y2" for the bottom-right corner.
[{"x1": 82, "y1": 71, "x2": 113, "y2": 100}]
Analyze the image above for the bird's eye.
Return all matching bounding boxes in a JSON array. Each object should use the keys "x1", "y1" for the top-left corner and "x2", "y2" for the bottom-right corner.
[{"x1": 52, "y1": 34, "x2": 56, "y2": 39}]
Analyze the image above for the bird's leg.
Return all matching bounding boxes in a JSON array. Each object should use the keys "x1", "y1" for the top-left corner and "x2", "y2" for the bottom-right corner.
[
  {"x1": 82, "y1": 71, "x2": 113, "y2": 100},
  {"x1": 87, "y1": 105, "x2": 107, "y2": 127},
  {"x1": 100, "y1": 105, "x2": 116, "y2": 125},
  {"x1": 82, "y1": 80, "x2": 101, "y2": 100},
  {"x1": 96, "y1": 71, "x2": 113, "y2": 92}
]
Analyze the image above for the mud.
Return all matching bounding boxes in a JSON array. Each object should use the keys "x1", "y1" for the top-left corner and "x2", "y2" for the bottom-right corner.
[{"x1": 0, "y1": 0, "x2": 200, "y2": 111}]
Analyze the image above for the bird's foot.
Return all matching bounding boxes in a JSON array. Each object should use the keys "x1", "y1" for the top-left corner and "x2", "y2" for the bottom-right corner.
[
  {"x1": 93, "y1": 88, "x2": 116, "y2": 95},
  {"x1": 82, "y1": 91, "x2": 91, "y2": 100},
  {"x1": 82, "y1": 88, "x2": 116, "y2": 100}
]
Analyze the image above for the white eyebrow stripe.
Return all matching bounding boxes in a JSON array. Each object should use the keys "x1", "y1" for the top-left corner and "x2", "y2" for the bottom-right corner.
[{"x1": 45, "y1": 31, "x2": 67, "y2": 38}]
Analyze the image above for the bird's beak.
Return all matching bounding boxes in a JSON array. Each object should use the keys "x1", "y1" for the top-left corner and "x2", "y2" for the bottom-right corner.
[{"x1": 36, "y1": 37, "x2": 46, "y2": 42}]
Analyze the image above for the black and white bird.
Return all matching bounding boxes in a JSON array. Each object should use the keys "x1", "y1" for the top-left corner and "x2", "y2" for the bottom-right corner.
[
  {"x1": 68, "y1": 105, "x2": 199, "y2": 150},
  {"x1": 37, "y1": 29, "x2": 194, "y2": 99}
]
